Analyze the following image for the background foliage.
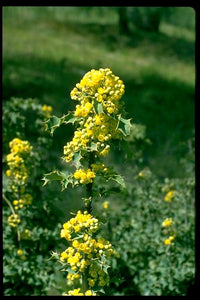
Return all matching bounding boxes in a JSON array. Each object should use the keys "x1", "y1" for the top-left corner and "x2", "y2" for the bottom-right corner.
[{"x1": 2, "y1": 6, "x2": 195, "y2": 296}]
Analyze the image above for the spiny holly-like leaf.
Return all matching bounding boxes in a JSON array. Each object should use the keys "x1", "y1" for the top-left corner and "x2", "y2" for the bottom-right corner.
[
  {"x1": 42, "y1": 170, "x2": 67, "y2": 186},
  {"x1": 102, "y1": 264, "x2": 110, "y2": 274},
  {"x1": 71, "y1": 151, "x2": 82, "y2": 168},
  {"x1": 61, "y1": 111, "x2": 77, "y2": 125},
  {"x1": 61, "y1": 174, "x2": 75, "y2": 191},
  {"x1": 44, "y1": 112, "x2": 78, "y2": 135},
  {"x1": 44, "y1": 116, "x2": 61, "y2": 135},
  {"x1": 108, "y1": 174, "x2": 126, "y2": 189},
  {"x1": 42, "y1": 170, "x2": 76, "y2": 191},
  {"x1": 90, "y1": 142, "x2": 98, "y2": 152},
  {"x1": 117, "y1": 115, "x2": 132, "y2": 136}
]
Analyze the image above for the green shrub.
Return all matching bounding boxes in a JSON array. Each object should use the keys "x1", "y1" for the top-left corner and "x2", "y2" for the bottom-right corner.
[{"x1": 3, "y1": 98, "x2": 62, "y2": 295}]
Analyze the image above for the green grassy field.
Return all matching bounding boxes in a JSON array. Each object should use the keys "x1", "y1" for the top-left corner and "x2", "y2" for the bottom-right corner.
[{"x1": 3, "y1": 7, "x2": 195, "y2": 178}]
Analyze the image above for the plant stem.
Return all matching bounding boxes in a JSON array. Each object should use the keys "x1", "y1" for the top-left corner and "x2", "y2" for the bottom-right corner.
[
  {"x1": 85, "y1": 152, "x2": 95, "y2": 213},
  {"x1": 82, "y1": 266, "x2": 89, "y2": 293},
  {"x1": 3, "y1": 194, "x2": 21, "y2": 241},
  {"x1": 3, "y1": 194, "x2": 16, "y2": 216},
  {"x1": 82, "y1": 152, "x2": 95, "y2": 293}
]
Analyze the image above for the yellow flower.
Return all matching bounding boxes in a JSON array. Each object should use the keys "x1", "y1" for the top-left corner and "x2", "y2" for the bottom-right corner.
[
  {"x1": 103, "y1": 201, "x2": 109, "y2": 209},
  {"x1": 17, "y1": 249, "x2": 23, "y2": 256},
  {"x1": 42, "y1": 104, "x2": 53, "y2": 113},
  {"x1": 100, "y1": 148, "x2": 109, "y2": 156},
  {"x1": 164, "y1": 190, "x2": 175, "y2": 202},
  {"x1": 98, "y1": 134, "x2": 105, "y2": 142},
  {"x1": 162, "y1": 218, "x2": 173, "y2": 227},
  {"x1": 88, "y1": 278, "x2": 95, "y2": 287},
  {"x1": 85, "y1": 290, "x2": 96, "y2": 296},
  {"x1": 73, "y1": 169, "x2": 96, "y2": 185},
  {"x1": 67, "y1": 288, "x2": 84, "y2": 295},
  {"x1": 60, "y1": 251, "x2": 68, "y2": 261},
  {"x1": 6, "y1": 170, "x2": 11, "y2": 177},
  {"x1": 164, "y1": 236, "x2": 175, "y2": 245},
  {"x1": 107, "y1": 107, "x2": 114, "y2": 114}
]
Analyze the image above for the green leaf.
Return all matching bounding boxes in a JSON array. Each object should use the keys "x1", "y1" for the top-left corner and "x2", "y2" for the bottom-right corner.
[
  {"x1": 42, "y1": 170, "x2": 66, "y2": 186},
  {"x1": 90, "y1": 142, "x2": 98, "y2": 152},
  {"x1": 61, "y1": 266, "x2": 76, "y2": 274},
  {"x1": 44, "y1": 112, "x2": 78, "y2": 135},
  {"x1": 44, "y1": 116, "x2": 61, "y2": 135},
  {"x1": 102, "y1": 264, "x2": 110, "y2": 274},
  {"x1": 42, "y1": 171, "x2": 76, "y2": 191},
  {"x1": 61, "y1": 112, "x2": 77, "y2": 125},
  {"x1": 94, "y1": 101, "x2": 103, "y2": 114},
  {"x1": 71, "y1": 151, "x2": 82, "y2": 168},
  {"x1": 117, "y1": 115, "x2": 132, "y2": 136},
  {"x1": 61, "y1": 174, "x2": 75, "y2": 191},
  {"x1": 108, "y1": 174, "x2": 126, "y2": 189}
]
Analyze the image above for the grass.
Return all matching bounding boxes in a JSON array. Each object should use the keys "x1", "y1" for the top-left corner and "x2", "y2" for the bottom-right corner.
[{"x1": 3, "y1": 7, "x2": 195, "y2": 178}]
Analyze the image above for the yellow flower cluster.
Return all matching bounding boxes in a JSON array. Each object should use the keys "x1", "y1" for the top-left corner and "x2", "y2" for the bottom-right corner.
[
  {"x1": 12, "y1": 194, "x2": 33, "y2": 210},
  {"x1": 64, "y1": 288, "x2": 96, "y2": 296},
  {"x1": 42, "y1": 104, "x2": 53, "y2": 116},
  {"x1": 60, "y1": 210, "x2": 99, "y2": 240},
  {"x1": 73, "y1": 169, "x2": 96, "y2": 185},
  {"x1": 17, "y1": 249, "x2": 26, "y2": 260},
  {"x1": 164, "y1": 190, "x2": 175, "y2": 202},
  {"x1": 162, "y1": 218, "x2": 173, "y2": 228},
  {"x1": 161, "y1": 217, "x2": 176, "y2": 246},
  {"x1": 164, "y1": 236, "x2": 175, "y2": 245},
  {"x1": 6, "y1": 138, "x2": 32, "y2": 186},
  {"x1": 7, "y1": 214, "x2": 21, "y2": 227},
  {"x1": 60, "y1": 211, "x2": 114, "y2": 292},
  {"x1": 71, "y1": 68, "x2": 124, "y2": 109},
  {"x1": 63, "y1": 68, "x2": 125, "y2": 165},
  {"x1": 6, "y1": 138, "x2": 33, "y2": 228}
]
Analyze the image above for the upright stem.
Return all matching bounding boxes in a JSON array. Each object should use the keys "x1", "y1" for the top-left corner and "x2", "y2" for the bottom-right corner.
[
  {"x1": 82, "y1": 264, "x2": 89, "y2": 293},
  {"x1": 82, "y1": 152, "x2": 95, "y2": 292},
  {"x1": 3, "y1": 195, "x2": 21, "y2": 242},
  {"x1": 85, "y1": 152, "x2": 95, "y2": 214}
]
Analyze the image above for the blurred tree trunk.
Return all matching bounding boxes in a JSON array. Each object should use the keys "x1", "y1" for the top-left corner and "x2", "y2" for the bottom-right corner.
[
  {"x1": 130, "y1": 7, "x2": 164, "y2": 32},
  {"x1": 118, "y1": 7, "x2": 130, "y2": 34}
]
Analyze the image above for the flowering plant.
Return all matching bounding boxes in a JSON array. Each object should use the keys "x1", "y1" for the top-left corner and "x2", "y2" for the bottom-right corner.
[
  {"x1": 44, "y1": 68, "x2": 132, "y2": 295},
  {"x1": 3, "y1": 98, "x2": 61, "y2": 295}
]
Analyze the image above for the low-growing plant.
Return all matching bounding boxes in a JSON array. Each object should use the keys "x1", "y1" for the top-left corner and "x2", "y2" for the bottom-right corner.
[{"x1": 103, "y1": 137, "x2": 195, "y2": 296}]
